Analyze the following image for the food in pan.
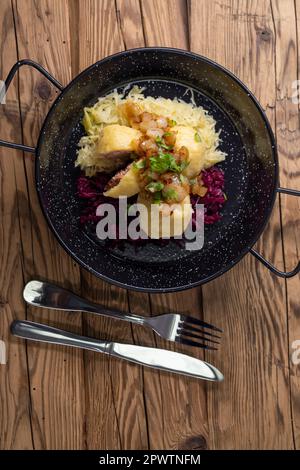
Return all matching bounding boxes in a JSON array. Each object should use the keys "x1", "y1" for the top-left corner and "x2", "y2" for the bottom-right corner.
[
  {"x1": 76, "y1": 87, "x2": 227, "y2": 240},
  {"x1": 103, "y1": 162, "x2": 140, "y2": 198}
]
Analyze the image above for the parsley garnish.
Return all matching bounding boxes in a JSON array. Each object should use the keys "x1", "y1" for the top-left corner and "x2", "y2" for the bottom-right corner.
[
  {"x1": 150, "y1": 152, "x2": 189, "y2": 174},
  {"x1": 150, "y1": 152, "x2": 173, "y2": 173},
  {"x1": 155, "y1": 136, "x2": 173, "y2": 150},
  {"x1": 133, "y1": 159, "x2": 146, "y2": 170},
  {"x1": 179, "y1": 174, "x2": 186, "y2": 184},
  {"x1": 194, "y1": 132, "x2": 201, "y2": 142},
  {"x1": 145, "y1": 181, "x2": 164, "y2": 193},
  {"x1": 153, "y1": 191, "x2": 162, "y2": 204},
  {"x1": 162, "y1": 188, "x2": 179, "y2": 201}
]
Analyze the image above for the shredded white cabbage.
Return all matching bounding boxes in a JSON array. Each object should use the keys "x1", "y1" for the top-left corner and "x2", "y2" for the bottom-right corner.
[{"x1": 76, "y1": 86, "x2": 226, "y2": 176}]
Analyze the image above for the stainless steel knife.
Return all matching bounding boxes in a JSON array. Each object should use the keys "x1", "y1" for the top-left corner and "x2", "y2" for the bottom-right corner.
[{"x1": 11, "y1": 320, "x2": 224, "y2": 382}]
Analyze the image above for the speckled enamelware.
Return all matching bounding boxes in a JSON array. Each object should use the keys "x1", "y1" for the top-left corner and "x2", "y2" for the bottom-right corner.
[{"x1": 1, "y1": 48, "x2": 300, "y2": 291}]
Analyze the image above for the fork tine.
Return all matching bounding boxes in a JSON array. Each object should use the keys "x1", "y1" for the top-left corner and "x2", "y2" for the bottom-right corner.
[
  {"x1": 175, "y1": 336, "x2": 218, "y2": 350},
  {"x1": 182, "y1": 315, "x2": 223, "y2": 333},
  {"x1": 177, "y1": 328, "x2": 220, "y2": 345},
  {"x1": 180, "y1": 322, "x2": 221, "y2": 339}
]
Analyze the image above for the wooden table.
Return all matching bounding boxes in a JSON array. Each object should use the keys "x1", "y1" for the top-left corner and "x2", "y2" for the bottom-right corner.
[{"x1": 0, "y1": 0, "x2": 299, "y2": 450}]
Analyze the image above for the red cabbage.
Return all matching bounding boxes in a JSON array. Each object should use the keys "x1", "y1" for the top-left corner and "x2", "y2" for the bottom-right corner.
[
  {"x1": 190, "y1": 167, "x2": 226, "y2": 225},
  {"x1": 77, "y1": 165, "x2": 226, "y2": 243}
]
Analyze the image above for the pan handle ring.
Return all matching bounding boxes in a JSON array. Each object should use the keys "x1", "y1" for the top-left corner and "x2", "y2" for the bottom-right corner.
[
  {"x1": 0, "y1": 59, "x2": 63, "y2": 153},
  {"x1": 250, "y1": 187, "x2": 300, "y2": 278}
]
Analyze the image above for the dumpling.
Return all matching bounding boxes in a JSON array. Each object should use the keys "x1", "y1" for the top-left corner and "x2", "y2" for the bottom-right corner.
[
  {"x1": 94, "y1": 124, "x2": 142, "y2": 173},
  {"x1": 137, "y1": 192, "x2": 192, "y2": 238},
  {"x1": 103, "y1": 163, "x2": 140, "y2": 198},
  {"x1": 173, "y1": 125, "x2": 206, "y2": 178},
  {"x1": 97, "y1": 124, "x2": 141, "y2": 154}
]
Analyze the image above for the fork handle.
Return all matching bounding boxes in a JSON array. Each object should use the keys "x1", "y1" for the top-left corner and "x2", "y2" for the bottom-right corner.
[{"x1": 23, "y1": 281, "x2": 145, "y2": 326}]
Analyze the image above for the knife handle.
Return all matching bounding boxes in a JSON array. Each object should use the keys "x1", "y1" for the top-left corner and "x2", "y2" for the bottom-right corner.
[{"x1": 11, "y1": 320, "x2": 110, "y2": 354}]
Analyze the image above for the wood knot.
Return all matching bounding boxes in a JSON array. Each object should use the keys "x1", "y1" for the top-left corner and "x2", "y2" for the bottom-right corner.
[
  {"x1": 179, "y1": 435, "x2": 208, "y2": 450},
  {"x1": 36, "y1": 80, "x2": 52, "y2": 101},
  {"x1": 258, "y1": 28, "x2": 272, "y2": 41}
]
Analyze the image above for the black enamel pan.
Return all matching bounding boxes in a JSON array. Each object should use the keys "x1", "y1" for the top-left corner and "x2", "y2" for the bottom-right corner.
[{"x1": 1, "y1": 48, "x2": 299, "y2": 292}]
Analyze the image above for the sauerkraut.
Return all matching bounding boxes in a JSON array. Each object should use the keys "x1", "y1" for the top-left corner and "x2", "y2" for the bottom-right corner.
[{"x1": 76, "y1": 86, "x2": 226, "y2": 176}]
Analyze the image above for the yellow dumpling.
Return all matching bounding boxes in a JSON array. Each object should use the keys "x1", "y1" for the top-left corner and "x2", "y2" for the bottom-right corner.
[
  {"x1": 97, "y1": 124, "x2": 141, "y2": 155},
  {"x1": 103, "y1": 164, "x2": 140, "y2": 198},
  {"x1": 173, "y1": 125, "x2": 206, "y2": 178},
  {"x1": 90, "y1": 124, "x2": 142, "y2": 173},
  {"x1": 137, "y1": 193, "x2": 192, "y2": 238}
]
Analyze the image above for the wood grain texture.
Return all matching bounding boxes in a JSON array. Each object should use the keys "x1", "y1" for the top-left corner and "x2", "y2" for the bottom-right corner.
[
  {"x1": 272, "y1": 0, "x2": 300, "y2": 448},
  {"x1": 292, "y1": 1, "x2": 300, "y2": 448},
  {"x1": 0, "y1": 0, "x2": 299, "y2": 450},
  {"x1": 77, "y1": 0, "x2": 148, "y2": 450},
  {"x1": 137, "y1": 0, "x2": 210, "y2": 450},
  {"x1": 140, "y1": 0, "x2": 189, "y2": 48},
  {"x1": 10, "y1": 0, "x2": 85, "y2": 449},
  {"x1": 0, "y1": 0, "x2": 33, "y2": 449},
  {"x1": 190, "y1": 0, "x2": 294, "y2": 449}
]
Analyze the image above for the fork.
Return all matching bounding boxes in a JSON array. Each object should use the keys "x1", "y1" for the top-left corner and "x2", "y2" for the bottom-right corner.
[{"x1": 23, "y1": 280, "x2": 222, "y2": 349}]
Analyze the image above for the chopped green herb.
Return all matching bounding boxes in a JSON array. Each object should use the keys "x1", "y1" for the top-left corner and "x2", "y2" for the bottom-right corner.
[
  {"x1": 150, "y1": 151, "x2": 188, "y2": 174},
  {"x1": 168, "y1": 156, "x2": 181, "y2": 172},
  {"x1": 194, "y1": 132, "x2": 201, "y2": 142},
  {"x1": 160, "y1": 142, "x2": 173, "y2": 150},
  {"x1": 169, "y1": 119, "x2": 177, "y2": 127},
  {"x1": 146, "y1": 181, "x2": 164, "y2": 193},
  {"x1": 179, "y1": 174, "x2": 187, "y2": 184},
  {"x1": 155, "y1": 136, "x2": 173, "y2": 150},
  {"x1": 163, "y1": 132, "x2": 172, "y2": 137},
  {"x1": 133, "y1": 159, "x2": 146, "y2": 170},
  {"x1": 162, "y1": 188, "x2": 179, "y2": 201},
  {"x1": 153, "y1": 191, "x2": 162, "y2": 204},
  {"x1": 150, "y1": 153, "x2": 172, "y2": 173},
  {"x1": 177, "y1": 160, "x2": 189, "y2": 172}
]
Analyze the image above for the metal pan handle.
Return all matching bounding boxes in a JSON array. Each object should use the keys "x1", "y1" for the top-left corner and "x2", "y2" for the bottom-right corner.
[
  {"x1": 0, "y1": 59, "x2": 63, "y2": 154},
  {"x1": 250, "y1": 187, "x2": 300, "y2": 278}
]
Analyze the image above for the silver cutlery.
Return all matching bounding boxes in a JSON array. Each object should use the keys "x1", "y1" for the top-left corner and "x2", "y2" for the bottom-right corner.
[
  {"x1": 11, "y1": 320, "x2": 223, "y2": 381},
  {"x1": 24, "y1": 280, "x2": 222, "y2": 350}
]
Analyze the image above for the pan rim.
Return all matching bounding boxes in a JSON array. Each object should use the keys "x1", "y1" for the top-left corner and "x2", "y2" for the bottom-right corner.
[{"x1": 35, "y1": 47, "x2": 278, "y2": 292}]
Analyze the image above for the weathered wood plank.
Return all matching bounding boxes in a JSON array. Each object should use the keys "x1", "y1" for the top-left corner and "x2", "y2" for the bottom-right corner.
[
  {"x1": 77, "y1": 0, "x2": 148, "y2": 450},
  {"x1": 11, "y1": 0, "x2": 85, "y2": 449},
  {"x1": 116, "y1": 0, "x2": 145, "y2": 49},
  {"x1": 1, "y1": 0, "x2": 298, "y2": 451},
  {"x1": 118, "y1": 0, "x2": 210, "y2": 450},
  {"x1": 190, "y1": 0, "x2": 293, "y2": 449},
  {"x1": 0, "y1": 1, "x2": 33, "y2": 449},
  {"x1": 273, "y1": 0, "x2": 300, "y2": 449},
  {"x1": 140, "y1": 0, "x2": 189, "y2": 48}
]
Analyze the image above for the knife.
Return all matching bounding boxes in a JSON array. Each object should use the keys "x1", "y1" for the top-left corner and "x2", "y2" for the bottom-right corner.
[{"x1": 11, "y1": 320, "x2": 223, "y2": 382}]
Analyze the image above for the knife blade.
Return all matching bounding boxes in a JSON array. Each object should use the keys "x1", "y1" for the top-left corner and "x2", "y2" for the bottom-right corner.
[{"x1": 11, "y1": 320, "x2": 223, "y2": 381}]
